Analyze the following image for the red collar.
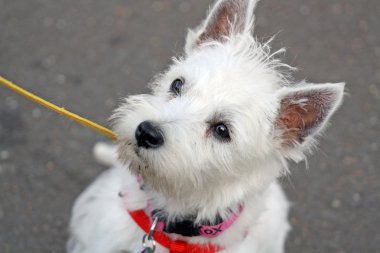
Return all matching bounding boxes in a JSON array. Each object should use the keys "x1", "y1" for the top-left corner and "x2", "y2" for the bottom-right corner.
[{"x1": 128, "y1": 209, "x2": 223, "y2": 253}]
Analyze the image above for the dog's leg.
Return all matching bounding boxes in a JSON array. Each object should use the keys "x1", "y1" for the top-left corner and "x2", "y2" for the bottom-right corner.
[
  {"x1": 254, "y1": 182, "x2": 290, "y2": 253},
  {"x1": 67, "y1": 165, "x2": 147, "y2": 253}
]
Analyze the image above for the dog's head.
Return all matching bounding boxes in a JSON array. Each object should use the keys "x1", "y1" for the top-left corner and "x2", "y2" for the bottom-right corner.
[{"x1": 112, "y1": 0, "x2": 344, "y2": 214}]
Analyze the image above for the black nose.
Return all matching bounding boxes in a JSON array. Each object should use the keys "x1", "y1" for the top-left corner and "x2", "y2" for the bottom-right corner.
[{"x1": 135, "y1": 121, "x2": 164, "y2": 149}]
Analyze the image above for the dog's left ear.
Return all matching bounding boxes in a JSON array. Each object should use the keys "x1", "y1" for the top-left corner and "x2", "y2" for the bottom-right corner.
[
  {"x1": 274, "y1": 83, "x2": 345, "y2": 154},
  {"x1": 185, "y1": 0, "x2": 260, "y2": 53}
]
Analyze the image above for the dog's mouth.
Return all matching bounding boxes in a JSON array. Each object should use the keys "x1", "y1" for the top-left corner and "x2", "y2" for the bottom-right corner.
[
  {"x1": 118, "y1": 138, "x2": 200, "y2": 198},
  {"x1": 121, "y1": 142, "x2": 153, "y2": 175},
  {"x1": 117, "y1": 139, "x2": 143, "y2": 168},
  {"x1": 133, "y1": 146, "x2": 141, "y2": 157},
  {"x1": 121, "y1": 143, "x2": 176, "y2": 195}
]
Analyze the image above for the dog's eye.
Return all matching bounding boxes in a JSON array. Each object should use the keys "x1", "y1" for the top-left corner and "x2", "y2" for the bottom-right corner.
[
  {"x1": 170, "y1": 78, "x2": 184, "y2": 95},
  {"x1": 213, "y1": 123, "x2": 230, "y2": 141}
]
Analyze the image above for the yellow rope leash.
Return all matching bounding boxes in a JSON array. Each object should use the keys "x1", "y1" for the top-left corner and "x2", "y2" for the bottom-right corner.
[{"x1": 0, "y1": 75, "x2": 117, "y2": 141}]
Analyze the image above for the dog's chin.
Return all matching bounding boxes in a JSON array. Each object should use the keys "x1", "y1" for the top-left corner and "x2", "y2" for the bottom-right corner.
[{"x1": 118, "y1": 140, "x2": 210, "y2": 200}]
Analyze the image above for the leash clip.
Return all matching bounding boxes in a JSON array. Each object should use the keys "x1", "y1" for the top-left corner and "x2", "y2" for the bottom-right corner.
[{"x1": 141, "y1": 217, "x2": 158, "y2": 253}]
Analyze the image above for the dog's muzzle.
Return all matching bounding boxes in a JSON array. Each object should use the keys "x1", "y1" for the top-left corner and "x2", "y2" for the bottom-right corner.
[{"x1": 135, "y1": 121, "x2": 164, "y2": 149}]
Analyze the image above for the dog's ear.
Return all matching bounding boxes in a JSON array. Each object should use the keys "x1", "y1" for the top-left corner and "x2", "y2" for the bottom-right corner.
[
  {"x1": 186, "y1": 0, "x2": 260, "y2": 53},
  {"x1": 274, "y1": 83, "x2": 345, "y2": 152}
]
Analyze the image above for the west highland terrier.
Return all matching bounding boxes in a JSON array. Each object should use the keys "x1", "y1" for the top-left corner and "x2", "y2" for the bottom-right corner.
[{"x1": 67, "y1": 0, "x2": 345, "y2": 252}]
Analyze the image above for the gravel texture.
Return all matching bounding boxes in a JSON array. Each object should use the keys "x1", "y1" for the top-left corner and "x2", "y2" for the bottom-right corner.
[{"x1": 0, "y1": 0, "x2": 379, "y2": 252}]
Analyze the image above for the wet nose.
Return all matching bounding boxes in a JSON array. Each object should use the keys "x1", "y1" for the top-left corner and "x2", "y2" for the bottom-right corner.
[{"x1": 135, "y1": 121, "x2": 164, "y2": 149}]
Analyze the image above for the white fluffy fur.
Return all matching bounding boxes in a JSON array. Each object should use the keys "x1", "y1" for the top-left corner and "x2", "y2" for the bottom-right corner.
[{"x1": 68, "y1": 1, "x2": 344, "y2": 252}]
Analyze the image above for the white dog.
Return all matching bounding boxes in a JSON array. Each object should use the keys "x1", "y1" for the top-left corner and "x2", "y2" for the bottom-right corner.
[{"x1": 67, "y1": 0, "x2": 344, "y2": 252}]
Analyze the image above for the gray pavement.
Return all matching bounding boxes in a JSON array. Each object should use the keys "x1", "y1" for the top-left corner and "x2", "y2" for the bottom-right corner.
[{"x1": 0, "y1": 0, "x2": 379, "y2": 252}]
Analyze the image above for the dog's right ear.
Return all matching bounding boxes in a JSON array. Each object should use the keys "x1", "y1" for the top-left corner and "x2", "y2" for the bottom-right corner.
[
  {"x1": 185, "y1": 0, "x2": 260, "y2": 53},
  {"x1": 274, "y1": 83, "x2": 345, "y2": 161}
]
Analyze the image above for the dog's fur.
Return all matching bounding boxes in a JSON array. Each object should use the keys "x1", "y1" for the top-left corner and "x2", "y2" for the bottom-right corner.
[{"x1": 67, "y1": 0, "x2": 345, "y2": 252}]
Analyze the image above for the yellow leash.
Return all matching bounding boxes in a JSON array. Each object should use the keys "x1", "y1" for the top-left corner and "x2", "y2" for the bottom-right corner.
[{"x1": 0, "y1": 75, "x2": 117, "y2": 141}]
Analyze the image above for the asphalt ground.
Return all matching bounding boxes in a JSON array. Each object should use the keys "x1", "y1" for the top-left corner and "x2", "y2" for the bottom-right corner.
[{"x1": 0, "y1": 0, "x2": 379, "y2": 252}]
